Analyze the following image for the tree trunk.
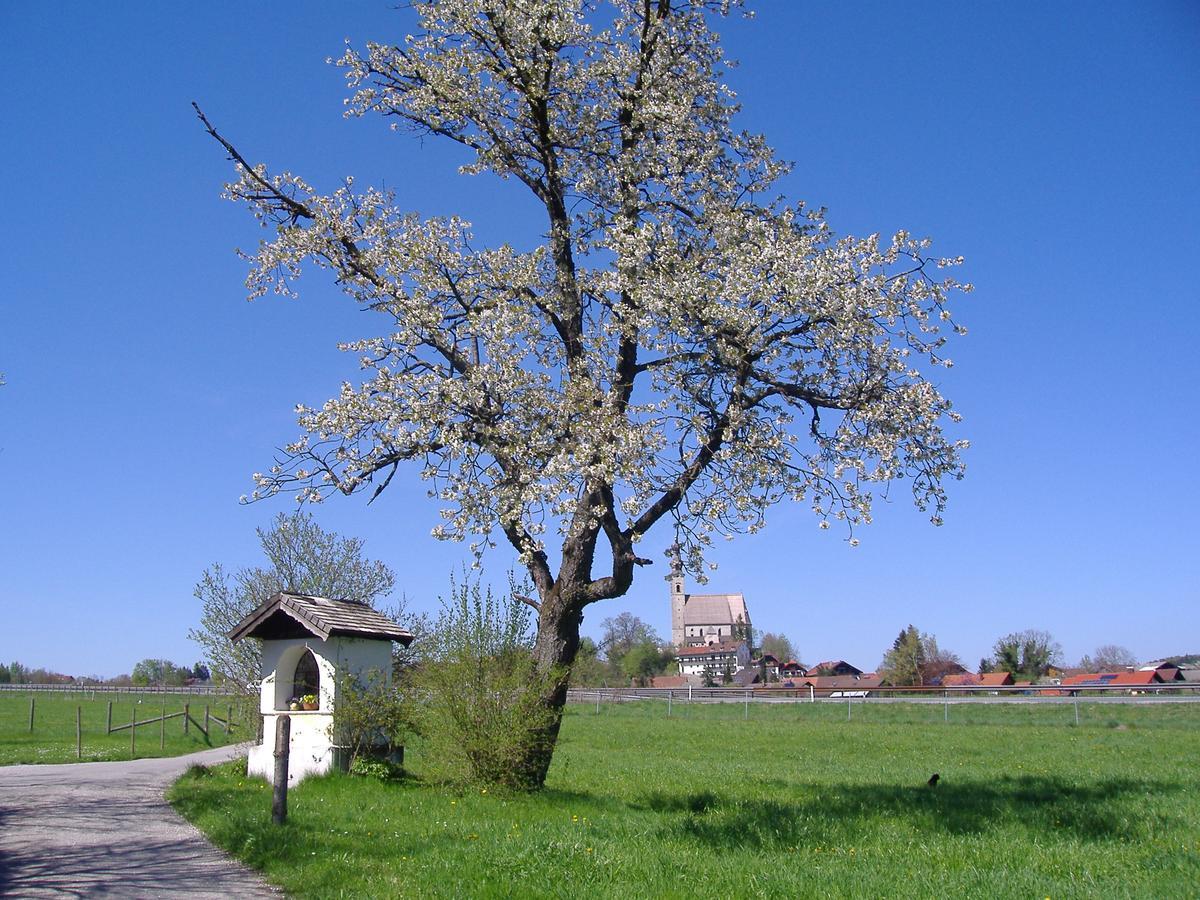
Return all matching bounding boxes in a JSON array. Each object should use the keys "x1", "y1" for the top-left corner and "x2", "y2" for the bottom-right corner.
[{"x1": 510, "y1": 589, "x2": 584, "y2": 790}]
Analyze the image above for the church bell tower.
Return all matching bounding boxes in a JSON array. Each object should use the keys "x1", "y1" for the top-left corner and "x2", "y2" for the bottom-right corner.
[{"x1": 667, "y1": 544, "x2": 687, "y2": 647}]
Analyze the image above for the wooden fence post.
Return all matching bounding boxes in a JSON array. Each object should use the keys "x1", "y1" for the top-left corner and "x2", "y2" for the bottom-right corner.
[
  {"x1": 28, "y1": 697, "x2": 35, "y2": 733},
  {"x1": 226, "y1": 705, "x2": 232, "y2": 734},
  {"x1": 160, "y1": 698, "x2": 167, "y2": 750},
  {"x1": 272, "y1": 716, "x2": 291, "y2": 825},
  {"x1": 130, "y1": 704, "x2": 137, "y2": 758},
  {"x1": 204, "y1": 705, "x2": 210, "y2": 736},
  {"x1": 106, "y1": 701, "x2": 112, "y2": 735},
  {"x1": 76, "y1": 706, "x2": 82, "y2": 760},
  {"x1": 183, "y1": 703, "x2": 189, "y2": 735}
]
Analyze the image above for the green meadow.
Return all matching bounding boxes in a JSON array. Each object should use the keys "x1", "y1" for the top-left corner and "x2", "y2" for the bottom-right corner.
[
  {"x1": 169, "y1": 698, "x2": 1200, "y2": 898},
  {"x1": 0, "y1": 690, "x2": 253, "y2": 764}
]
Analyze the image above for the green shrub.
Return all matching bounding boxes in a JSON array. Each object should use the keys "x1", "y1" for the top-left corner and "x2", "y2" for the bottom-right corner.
[
  {"x1": 331, "y1": 668, "x2": 410, "y2": 767},
  {"x1": 409, "y1": 572, "x2": 559, "y2": 791},
  {"x1": 347, "y1": 755, "x2": 404, "y2": 780}
]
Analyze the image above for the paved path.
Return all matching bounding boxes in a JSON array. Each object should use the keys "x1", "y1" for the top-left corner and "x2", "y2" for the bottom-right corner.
[{"x1": 0, "y1": 744, "x2": 280, "y2": 898}]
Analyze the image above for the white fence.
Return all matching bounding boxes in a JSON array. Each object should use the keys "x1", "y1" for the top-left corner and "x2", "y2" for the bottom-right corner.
[
  {"x1": 0, "y1": 683, "x2": 231, "y2": 696},
  {"x1": 567, "y1": 682, "x2": 1200, "y2": 706}
]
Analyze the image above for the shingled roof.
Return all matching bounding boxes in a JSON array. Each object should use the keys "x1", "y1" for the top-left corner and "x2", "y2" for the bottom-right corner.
[{"x1": 228, "y1": 592, "x2": 414, "y2": 645}]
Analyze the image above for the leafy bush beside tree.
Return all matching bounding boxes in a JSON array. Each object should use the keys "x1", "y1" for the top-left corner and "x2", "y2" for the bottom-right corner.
[
  {"x1": 409, "y1": 573, "x2": 559, "y2": 791},
  {"x1": 332, "y1": 668, "x2": 410, "y2": 772}
]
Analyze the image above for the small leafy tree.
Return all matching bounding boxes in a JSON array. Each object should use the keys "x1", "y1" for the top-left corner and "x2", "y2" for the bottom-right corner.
[
  {"x1": 760, "y1": 633, "x2": 798, "y2": 665},
  {"x1": 880, "y1": 626, "x2": 927, "y2": 686},
  {"x1": 920, "y1": 634, "x2": 963, "y2": 684},
  {"x1": 131, "y1": 658, "x2": 190, "y2": 687},
  {"x1": 989, "y1": 629, "x2": 1063, "y2": 680},
  {"x1": 190, "y1": 511, "x2": 397, "y2": 694},
  {"x1": 411, "y1": 573, "x2": 558, "y2": 790},
  {"x1": 332, "y1": 668, "x2": 410, "y2": 769},
  {"x1": 567, "y1": 637, "x2": 609, "y2": 687},
  {"x1": 731, "y1": 615, "x2": 752, "y2": 647},
  {"x1": 620, "y1": 640, "x2": 671, "y2": 686},
  {"x1": 1078, "y1": 644, "x2": 1137, "y2": 672},
  {"x1": 600, "y1": 612, "x2": 661, "y2": 662},
  {"x1": 721, "y1": 661, "x2": 734, "y2": 685}
]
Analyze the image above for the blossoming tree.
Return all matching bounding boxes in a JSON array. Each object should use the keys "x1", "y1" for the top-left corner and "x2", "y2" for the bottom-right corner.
[{"x1": 199, "y1": 0, "x2": 969, "y2": 787}]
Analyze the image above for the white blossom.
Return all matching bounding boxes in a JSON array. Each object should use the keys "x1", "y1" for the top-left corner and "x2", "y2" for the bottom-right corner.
[{"x1": 208, "y1": 0, "x2": 969, "y2": 605}]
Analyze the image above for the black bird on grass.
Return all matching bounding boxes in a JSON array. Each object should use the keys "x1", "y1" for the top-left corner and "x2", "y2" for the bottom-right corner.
[{"x1": 927, "y1": 773, "x2": 940, "y2": 788}]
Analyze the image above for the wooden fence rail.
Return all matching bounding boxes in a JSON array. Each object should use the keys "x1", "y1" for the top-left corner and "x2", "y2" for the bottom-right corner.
[{"x1": 17, "y1": 696, "x2": 250, "y2": 761}]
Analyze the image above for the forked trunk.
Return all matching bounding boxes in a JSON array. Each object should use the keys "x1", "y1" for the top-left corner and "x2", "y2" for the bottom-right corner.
[{"x1": 509, "y1": 591, "x2": 584, "y2": 790}]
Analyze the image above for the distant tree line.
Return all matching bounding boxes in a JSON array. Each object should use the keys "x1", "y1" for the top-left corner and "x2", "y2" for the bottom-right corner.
[
  {"x1": 130, "y1": 659, "x2": 210, "y2": 687},
  {"x1": 0, "y1": 662, "x2": 75, "y2": 684},
  {"x1": 877, "y1": 627, "x2": 1186, "y2": 685},
  {"x1": 0, "y1": 659, "x2": 209, "y2": 686},
  {"x1": 569, "y1": 612, "x2": 675, "y2": 688}
]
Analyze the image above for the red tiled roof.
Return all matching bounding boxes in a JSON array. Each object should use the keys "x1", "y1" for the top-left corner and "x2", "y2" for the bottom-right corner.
[
  {"x1": 978, "y1": 672, "x2": 1014, "y2": 686},
  {"x1": 941, "y1": 673, "x2": 982, "y2": 687},
  {"x1": 803, "y1": 675, "x2": 886, "y2": 690},
  {"x1": 1061, "y1": 671, "x2": 1161, "y2": 686},
  {"x1": 809, "y1": 660, "x2": 864, "y2": 675},
  {"x1": 676, "y1": 641, "x2": 743, "y2": 658},
  {"x1": 650, "y1": 675, "x2": 690, "y2": 689},
  {"x1": 1109, "y1": 670, "x2": 1161, "y2": 685}
]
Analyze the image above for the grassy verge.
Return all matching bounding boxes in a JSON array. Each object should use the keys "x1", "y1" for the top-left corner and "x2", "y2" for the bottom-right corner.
[
  {"x1": 0, "y1": 691, "x2": 255, "y2": 764},
  {"x1": 169, "y1": 699, "x2": 1200, "y2": 898}
]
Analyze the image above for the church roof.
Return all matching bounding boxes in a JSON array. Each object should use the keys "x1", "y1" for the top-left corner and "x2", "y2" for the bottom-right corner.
[
  {"x1": 681, "y1": 593, "x2": 745, "y2": 625},
  {"x1": 228, "y1": 592, "x2": 414, "y2": 645}
]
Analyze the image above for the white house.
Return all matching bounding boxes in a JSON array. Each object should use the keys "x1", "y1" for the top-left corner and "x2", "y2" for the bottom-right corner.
[
  {"x1": 675, "y1": 641, "x2": 751, "y2": 679},
  {"x1": 229, "y1": 591, "x2": 413, "y2": 786}
]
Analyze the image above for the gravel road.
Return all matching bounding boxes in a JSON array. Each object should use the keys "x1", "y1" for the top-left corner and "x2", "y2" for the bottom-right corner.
[{"x1": 0, "y1": 744, "x2": 280, "y2": 898}]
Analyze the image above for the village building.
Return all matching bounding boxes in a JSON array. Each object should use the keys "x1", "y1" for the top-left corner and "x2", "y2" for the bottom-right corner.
[
  {"x1": 229, "y1": 591, "x2": 413, "y2": 786},
  {"x1": 979, "y1": 671, "x2": 1015, "y2": 688},
  {"x1": 801, "y1": 673, "x2": 888, "y2": 697},
  {"x1": 779, "y1": 660, "x2": 807, "y2": 680},
  {"x1": 675, "y1": 641, "x2": 751, "y2": 680},
  {"x1": 760, "y1": 653, "x2": 781, "y2": 681},
  {"x1": 807, "y1": 659, "x2": 863, "y2": 677},
  {"x1": 667, "y1": 551, "x2": 752, "y2": 648}
]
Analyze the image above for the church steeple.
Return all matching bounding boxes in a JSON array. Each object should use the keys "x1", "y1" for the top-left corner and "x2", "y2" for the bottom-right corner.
[{"x1": 667, "y1": 543, "x2": 687, "y2": 647}]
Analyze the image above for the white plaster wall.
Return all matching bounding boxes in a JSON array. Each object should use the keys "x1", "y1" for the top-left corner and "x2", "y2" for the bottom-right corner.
[
  {"x1": 247, "y1": 711, "x2": 336, "y2": 785},
  {"x1": 678, "y1": 649, "x2": 749, "y2": 677},
  {"x1": 248, "y1": 635, "x2": 395, "y2": 786}
]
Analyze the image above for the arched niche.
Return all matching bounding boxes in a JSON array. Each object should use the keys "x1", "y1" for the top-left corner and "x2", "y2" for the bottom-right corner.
[
  {"x1": 273, "y1": 645, "x2": 325, "y2": 710},
  {"x1": 292, "y1": 649, "x2": 320, "y2": 703}
]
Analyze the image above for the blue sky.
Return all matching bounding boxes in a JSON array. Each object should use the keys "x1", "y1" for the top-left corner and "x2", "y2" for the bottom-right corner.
[{"x1": 2, "y1": 1, "x2": 1197, "y2": 677}]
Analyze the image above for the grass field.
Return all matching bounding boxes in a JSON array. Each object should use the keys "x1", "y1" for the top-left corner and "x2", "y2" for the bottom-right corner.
[
  {"x1": 168, "y1": 698, "x2": 1200, "y2": 898},
  {"x1": 0, "y1": 691, "x2": 254, "y2": 764}
]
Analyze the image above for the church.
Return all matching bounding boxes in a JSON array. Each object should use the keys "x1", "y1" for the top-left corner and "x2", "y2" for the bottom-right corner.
[{"x1": 667, "y1": 551, "x2": 752, "y2": 648}]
